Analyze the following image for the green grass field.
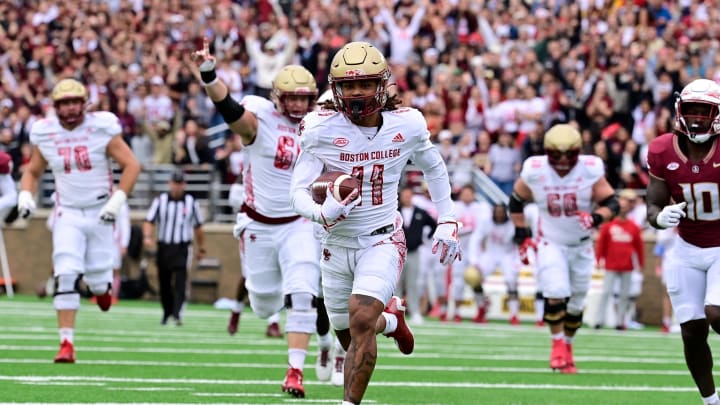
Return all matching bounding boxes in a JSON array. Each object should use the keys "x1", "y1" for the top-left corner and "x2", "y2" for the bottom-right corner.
[{"x1": 1, "y1": 295, "x2": 715, "y2": 405}]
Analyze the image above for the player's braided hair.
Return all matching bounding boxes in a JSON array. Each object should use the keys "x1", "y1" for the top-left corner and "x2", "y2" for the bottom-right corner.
[{"x1": 318, "y1": 93, "x2": 403, "y2": 112}]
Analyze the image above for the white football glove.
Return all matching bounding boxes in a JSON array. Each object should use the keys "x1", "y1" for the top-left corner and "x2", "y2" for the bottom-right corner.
[
  {"x1": 228, "y1": 183, "x2": 245, "y2": 212},
  {"x1": 199, "y1": 58, "x2": 216, "y2": 73},
  {"x1": 319, "y1": 185, "x2": 360, "y2": 229},
  {"x1": 656, "y1": 201, "x2": 687, "y2": 229},
  {"x1": 99, "y1": 190, "x2": 127, "y2": 225},
  {"x1": 232, "y1": 212, "x2": 253, "y2": 240},
  {"x1": 431, "y1": 221, "x2": 462, "y2": 266},
  {"x1": 17, "y1": 190, "x2": 36, "y2": 219}
]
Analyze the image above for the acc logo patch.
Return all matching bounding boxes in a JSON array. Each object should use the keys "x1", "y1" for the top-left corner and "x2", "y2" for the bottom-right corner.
[
  {"x1": 333, "y1": 137, "x2": 349, "y2": 147},
  {"x1": 666, "y1": 162, "x2": 680, "y2": 171}
]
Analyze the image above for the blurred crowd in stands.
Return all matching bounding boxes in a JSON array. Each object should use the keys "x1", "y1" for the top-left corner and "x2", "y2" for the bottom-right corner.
[{"x1": 1, "y1": 0, "x2": 718, "y2": 196}]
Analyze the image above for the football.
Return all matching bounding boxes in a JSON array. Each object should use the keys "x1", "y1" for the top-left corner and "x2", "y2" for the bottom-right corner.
[{"x1": 311, "y1": 171, "x2": 360, "y2": 204}]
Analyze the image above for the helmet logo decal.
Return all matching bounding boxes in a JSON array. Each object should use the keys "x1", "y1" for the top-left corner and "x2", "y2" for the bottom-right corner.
[{"x1": 345, "y1": 69, "x2": 365, "y2": 76}]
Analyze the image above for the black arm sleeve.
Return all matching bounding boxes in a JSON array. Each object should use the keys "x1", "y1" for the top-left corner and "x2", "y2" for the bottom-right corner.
[
  {"x1": 213, "y1": 93, "x2": 245, "y2": 124},
  {"x1": 598, "y1": 194, "x2": 620, "y2": 216},
  {"x1": 509, "y1": 192, "x2": 526, "y2": 214}
]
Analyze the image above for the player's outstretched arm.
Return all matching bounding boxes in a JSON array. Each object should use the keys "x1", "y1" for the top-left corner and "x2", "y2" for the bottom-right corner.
[{"x1": 191, "y1": 37, "x2": 257, "y2": 144}]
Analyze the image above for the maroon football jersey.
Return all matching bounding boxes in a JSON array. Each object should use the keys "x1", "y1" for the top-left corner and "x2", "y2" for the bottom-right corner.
[{"x1": 647, "y1": 133, "x2": 720, "y2": 248}]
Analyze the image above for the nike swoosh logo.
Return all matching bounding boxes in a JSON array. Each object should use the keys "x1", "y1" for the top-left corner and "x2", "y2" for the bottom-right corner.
[{"x1": 714, "y1": 163, "x2": 720, "y2": 168}]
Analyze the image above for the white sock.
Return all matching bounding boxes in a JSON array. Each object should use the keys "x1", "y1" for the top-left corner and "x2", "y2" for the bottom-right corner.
[
  {"x1": 268, "y1": 312, "x2": 281, "y2": 324},
  {"x1": 335, "y1": 338, "x2": 346, "y2": 357},
  {"x1": 342, "y1": 401, "x2": 356, "y2": 405},
  {"x1": 232, "y1": 301, "x2": 245, "y2": 313},
  {"x1": 59, "y1": 328, "x2": 74, "y2": 344},
  {"x1": 703, "y1": 392, "x2": 719, "y2": 404},
  {"x1": 663, "y1": 316, "x2": 671, "y2": 327},
  {"x1": 382, "y1": 312, "x2": 397, "y2": 334},
  {"x1": 535, "y1": 299, "x2": 544, "y2": 321},
  {"x1": 564, "y1": 335, "x2": 575, "y2": 345},
  {"x1": 551, "y1": 332, "x2": 564, "y2": 341},
  {"x1": 317, "y1": 333, "x2": 332, "y2": 351},
  {"x1": 508, "y1": 299, "x2": 519, "y2": 316},
  {"x1": 288, "y1": 348, "x2": 306, "y2": 370}
]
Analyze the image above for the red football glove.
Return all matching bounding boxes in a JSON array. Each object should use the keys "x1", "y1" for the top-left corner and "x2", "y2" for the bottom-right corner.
[
  {"x1": 518, "y1": 238, "x2": 537, "y2": 265},
  {"x1": 578, "y1": 211, "x2": 603, "y2": 230}
]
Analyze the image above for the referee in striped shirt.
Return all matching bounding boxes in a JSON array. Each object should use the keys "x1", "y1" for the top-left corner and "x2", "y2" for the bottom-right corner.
[{"x1": 143, "y1": 170, "x2": 206, "y2": 325}]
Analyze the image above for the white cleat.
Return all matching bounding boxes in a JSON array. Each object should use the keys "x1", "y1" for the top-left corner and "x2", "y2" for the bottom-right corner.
[
  {"x1": 315, "y1": 348, "x2": 332, "y2": 382},
  {"x1": 331, "y1": 355, "x2": 345, "y2": 387},
  {"x1": 409, "y1": 312, "x2": 424, "y2": 325}
]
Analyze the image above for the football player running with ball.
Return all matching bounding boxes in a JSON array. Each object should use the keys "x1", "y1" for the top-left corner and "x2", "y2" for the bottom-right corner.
[
  {"x1": 509, "y1": 123, "x2": 617, "y2": 374},
  {"x1": 192, "y1": 39, "x2": 331, "y2": 398},
  {"x1": 289, "y1": 41, "x2": 461, "y2": 405},
  {"x1": 18, "y1": 78, "x2": 141, "y2": 363},
  {"x1": 646, "y1": 78, "x2": 720, "y2": 405}
]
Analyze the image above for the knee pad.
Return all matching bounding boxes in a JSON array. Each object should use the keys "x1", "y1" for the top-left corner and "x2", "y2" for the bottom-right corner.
[
  {"x1": 535, "y1": 291, "x2": 544, "y2": 300},
  {"x1": 473, "y1": 284, "x2": 484, "y2": 294},
  {"x1": 567, "y1": 294, "x2": 587, "y2": 314},
  {"x1": 284, "y1": 293, "x2": 318, "y2": 334},
  {"x1": 316, "y1": 298, "x2": 330, "y2": 335},
  {"x1": 507, "y1": 290, "x2": 519, "y2": 300},
  {"x1": 543, "y1": 299, "x2": 567, "y2": 325},
  {"x1": 53, "y1": 274, "x2": 82, "y2": 310},
  {"x1": 84, "y1": 271, "x2": 112, "y2": 296},
  {"x1": 329, "y1": 312, "x2": 349, "y2": 331},
  {"x1": 249, "y1": 292, "x2": 284, "y2": 319},
  {"x1": 564, "y1": 311, "x2": 583, "y2": 333}
]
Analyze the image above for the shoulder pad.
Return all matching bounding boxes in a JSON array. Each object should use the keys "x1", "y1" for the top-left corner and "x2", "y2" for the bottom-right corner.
[
  {"x1": 87, "y1": 111, "x2": 121, "y2": 137},
  {"x1": 578, "y1": 155, "x2": 605, "y2": 179},
  {"x1": 240, "y1": 95, "x2": 274, "y2": 115},
  {"x1": 520, "y1": 156, "x2": 547, "y2": 184},
  {"x1": 648, "y1": 133, "x2": 675, "y2": 155}
]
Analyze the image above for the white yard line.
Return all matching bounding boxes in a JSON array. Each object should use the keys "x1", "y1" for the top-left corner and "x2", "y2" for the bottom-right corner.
[
  {"x1": 0, "y1": 375, "x2": 699, "y2": 392},
  {"x1": 0, "y1": 358, "x2": 688, "y2": 375}
]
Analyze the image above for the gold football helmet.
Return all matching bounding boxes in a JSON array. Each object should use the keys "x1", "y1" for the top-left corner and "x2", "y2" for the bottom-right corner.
[
  {"x1": 51, "y1": 79, "x2": 87, "y2": 127},
  {"x1": 51, "y1": 79, "x2": 88, "y2": 103},
  {"x1": 543, "y1": 124, "x2": 581, "y2": 176},
  {"x1": 272, "y1": 65, "x2": 318, "y2": 122},
  {"x1": 328, "y1": 41, "x2": 390, "y2": 119},
  {"x1": 463, "y1": 266, "x2": 483, "y2": 289}
]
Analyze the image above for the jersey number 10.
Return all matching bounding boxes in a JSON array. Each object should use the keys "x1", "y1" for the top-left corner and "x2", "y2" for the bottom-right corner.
[{"x1": 680, "y1": 182, "x2": 720, "y2": 220}]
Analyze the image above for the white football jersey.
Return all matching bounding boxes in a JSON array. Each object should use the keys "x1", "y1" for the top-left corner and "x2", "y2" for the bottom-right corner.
[
  {"x1": 30, "y1": 111, "x2": 120, "y2": 208},
  {"x1": 521, "y1": 155, "x2": 605, "y2": 245},
  {"x1": 241, "y1": 95, "x2": 300, "y2": 218},
  {"x1": 299, "y1": 107, "x2": 444, "y2": 237},
  {"x1": 483, "y1": 220, "x2": 516, "y2": 254}
]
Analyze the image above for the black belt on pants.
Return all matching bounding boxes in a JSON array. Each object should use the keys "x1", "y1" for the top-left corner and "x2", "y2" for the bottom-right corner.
[{"x1": 370, "y1": 224, "x2": 394, "y2": 236}]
